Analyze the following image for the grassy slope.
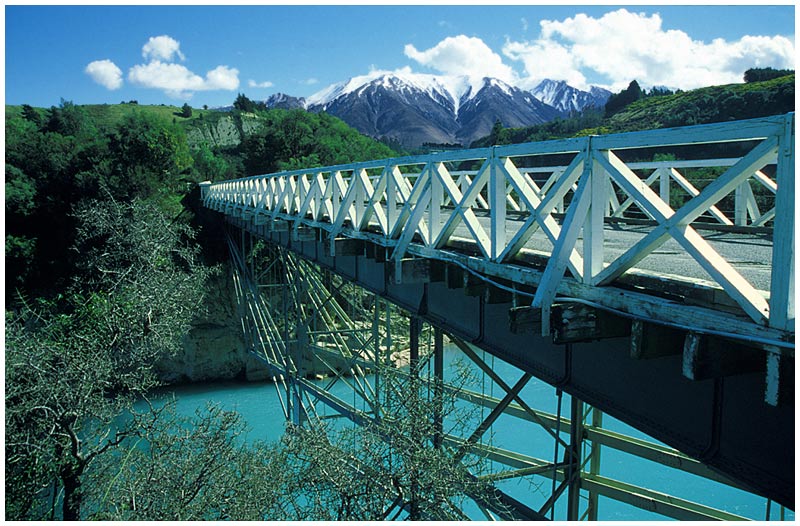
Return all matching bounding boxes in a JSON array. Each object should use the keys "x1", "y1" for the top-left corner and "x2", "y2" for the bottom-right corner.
[
  {"x1": 6, "y1": 102, "x2": 230, "y2": 136},
  {"x1": 604, "y1": 74, "x2": 795, "y2": 132},
  {"x1": 81, "y1": 103, "x2": 222, "y2": 130}
]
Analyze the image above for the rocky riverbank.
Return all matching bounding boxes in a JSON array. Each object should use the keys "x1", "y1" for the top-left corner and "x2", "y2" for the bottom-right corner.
[{"x1": 155, "y1": 266, "x2": 271, "y2": 384}]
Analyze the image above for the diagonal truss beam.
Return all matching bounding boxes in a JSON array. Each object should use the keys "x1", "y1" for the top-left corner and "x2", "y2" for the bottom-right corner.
[{"x1": 594, "y1": 141, "x2": 777, "y2": 323}]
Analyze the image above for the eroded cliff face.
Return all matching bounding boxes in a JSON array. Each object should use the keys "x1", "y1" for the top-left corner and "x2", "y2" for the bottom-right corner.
[
  {"x1": 156, "y1": 265, "x2": 270, "y2": 384},
  {"x1": 184, "y1": 113, "x2": 264, "y2": 149}
]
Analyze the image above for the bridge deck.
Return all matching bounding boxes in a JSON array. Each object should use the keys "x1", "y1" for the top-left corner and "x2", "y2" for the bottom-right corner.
[
  {"x1": 201, "y1": 114, "x2": 795, "y2": 509},
  {"x1": 431, "y1": 212, "x2": 773, "y2": 293}
]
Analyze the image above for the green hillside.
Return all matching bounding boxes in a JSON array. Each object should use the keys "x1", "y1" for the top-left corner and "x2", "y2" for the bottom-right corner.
[
  {"x1": 474, "y1": 74, "x2": 795, "y2": 146},
  {"x1": 606, "y1": 74, "x2": 794, "y2": 132},
  {"x1": 7, "y1": 102, "x2": 212, "y2": 131}
]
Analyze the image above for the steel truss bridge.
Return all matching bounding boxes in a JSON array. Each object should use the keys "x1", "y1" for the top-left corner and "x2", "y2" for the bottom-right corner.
[{"x1": 201, "y1": 114, "x2": 794, "y2": 520}]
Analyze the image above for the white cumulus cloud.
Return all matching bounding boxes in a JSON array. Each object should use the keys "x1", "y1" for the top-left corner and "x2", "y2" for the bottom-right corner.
[
  {"x1": 205, "y1": 65, "x2": 240, "y2": 90},
  {"x1": 128, "y1": 61, "x2": 239, "y2": 98},
  {"x1": 123, "y1": 35, "x2": 240, "y2": 99},
  {"x1": 404, "y1": 35, "x2": 517, "y2": 83},
  {"x1": 85, "y1": 59, "x2": 123, "y2": 90},
  {"x1": 503, "y1": 9, "x2": 795, "y2": 91},
  {"x1": 248, "y1": 79, "x2": 274, "y2": 88},
  {"x1": 142, "y1": 35, "x2": 185, "y2": 62}
]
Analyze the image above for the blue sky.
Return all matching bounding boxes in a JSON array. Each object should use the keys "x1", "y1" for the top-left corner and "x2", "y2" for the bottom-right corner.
[{"x1": 5, "y1": 4, "x2": 796, "y2": 108}]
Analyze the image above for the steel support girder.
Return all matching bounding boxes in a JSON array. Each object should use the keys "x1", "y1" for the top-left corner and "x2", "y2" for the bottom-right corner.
[{"x1": 226, "y1": 216, "x2": 795, "y2": 510}]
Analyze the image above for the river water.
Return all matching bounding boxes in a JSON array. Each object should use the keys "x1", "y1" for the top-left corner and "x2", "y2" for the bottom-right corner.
[{"x1": 144, "y1": 345, "x2": 792, "y2": 521}]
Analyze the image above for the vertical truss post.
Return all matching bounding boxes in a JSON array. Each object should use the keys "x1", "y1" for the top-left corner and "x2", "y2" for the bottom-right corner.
[
  {"x1": 586, "y1": 407, "x2": 603, "y2": 521},
  {"x1": 292, "y1": 321, "x2": 307, "y2": 426},
  {"x1": 769, "y1": 113, "x2": 794, "y2": 331},
  {"x1": 248, "y1": 228, "x2": 255, "y2": 278},
  {"x1": 373, "y1": 296, "x2": 382, "y2": 419},
  {"x1": 408, "y1": 316, "x2": 422, "y2": 520},
  {"x1": 734, "y1": 182, "x2": 747, "y2": 226},
  {"x1": 241, "y1": 226, "x2": 246, "y2": 277},
  {"x1": 658, "y1": 167, "x2": 671, "y2": 207},
  {"x1": 585, "y1": 139, "x2": 606, "y2": 284},
  {"x1": 385, "y1": 300, "x2": 392, "y2": 394},
  {"x1": 281, "y1": 253, "x2": 294, "y2": 424},
  {"x1": 489, "y1": 149, "x2": 507, "y2": 261},
  {"x1": 567, "y1": 397, "x2": 584, "y2": 521},
  {"x1": 433, "y1": 327, "x2": 444, "y2": 449},
  {"x1": 410, "y1": 317, "x2": 421, "y2": 375}
]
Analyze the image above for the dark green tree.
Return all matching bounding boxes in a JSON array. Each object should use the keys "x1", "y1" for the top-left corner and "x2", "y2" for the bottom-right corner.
[
  {"x1": 604, "y1": 80, "x2": 643, "y2": 116},
  {"x1": 5, "y1": 102, "x2": 110, "y2": 294},
  {"x1": 106, "y1": 112, "x2": 193, "y2": 203},
  {"x1": 233, "y1": 92, "x2": 256, "y2": 113},
  {"x1": 192, "y1": 142, "x2": 231, "y2": 181},
  {"x1": 180, "y1": 103, "x2": 193, "y2": 118},
  {"x1": 45, "y1": 99, "x2": 96, "y2": 138},
  {"x1": 488, "y1": 119, "x2": 506, "y2": 145},
  {"x1": 21, "y1": 103, "x2": 42, "y2": 126},
  {"x1": 243, "y1": 109, "x2": 395, "y2": 175},
  {"x1": 744, "y1": 67, "x2": 794, "y2": 83}
]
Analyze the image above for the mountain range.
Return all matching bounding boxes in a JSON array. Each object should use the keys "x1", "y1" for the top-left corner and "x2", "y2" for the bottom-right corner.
[{"x1": 260, "y1": 72, "x2": 611, "y2": 148}]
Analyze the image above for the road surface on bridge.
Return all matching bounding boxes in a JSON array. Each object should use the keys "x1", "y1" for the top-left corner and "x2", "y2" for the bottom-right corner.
[
  {"x1": 360, "y1": 208, "x2": 774, "y2": 298},
  {"x1": 457, "y1": 215, "x2": 774, "y2": 292}
]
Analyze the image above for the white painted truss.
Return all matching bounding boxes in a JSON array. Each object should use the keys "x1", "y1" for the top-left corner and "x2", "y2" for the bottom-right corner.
[{"x1": 203, "y1": 113, "x2": 794, "y2": 336}]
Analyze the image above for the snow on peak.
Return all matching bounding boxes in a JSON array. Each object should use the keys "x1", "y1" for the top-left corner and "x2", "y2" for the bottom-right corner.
[
  {"x1": 531, "y1": 79, "x2": 611, "y2": 114},
  {"x1": 306, "y1": 70, "x2": 506, "y2": 115}
]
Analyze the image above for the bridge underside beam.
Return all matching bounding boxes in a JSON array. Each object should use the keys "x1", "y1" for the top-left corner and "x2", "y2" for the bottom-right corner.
[{"x1": 226, "y1": 215, "x2": 795, "y2": 510}]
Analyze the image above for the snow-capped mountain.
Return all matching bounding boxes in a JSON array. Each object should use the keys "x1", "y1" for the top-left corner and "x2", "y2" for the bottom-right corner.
[
  {"x1": 297, "y1": 71, "x2": 559, "y2": 147},
  {"x1": 263, "y1": 92, "x2": 305, "y2": 110},
  {"x1": 531, "y1": 79, "x2": 611, "y2": 115},
  {"x1": 455, "y1": 78, "x2": 560, "y2": 146},
  {"x1": 261, "y1": 72, "x2": 610, "y2": 147},
  {"x1": 304, "y1": 72, "x2": 462, "y2": 147}
]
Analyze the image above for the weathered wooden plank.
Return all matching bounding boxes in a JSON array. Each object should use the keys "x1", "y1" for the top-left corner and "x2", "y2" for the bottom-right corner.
[
  {"x1": 509, "y1": 306, "x2": 543, "y2": 334},
  {"x1": 391, "y1": 257, "x2": 432, "y2": 285},
  {"x1": 682, "y1": 333, "x2": 765, "y2": 380},
  {"x1": 483, "y1": 280, "x2": 514, "y2": 304},
  {"x1": 293, "y1": 226, "x2": 316, "y2": 241},
  {"x1": 765, "y1": 352, "x2": 794, "y2": 407},
  {"x1": 408, "y1": 236, "x2": 790, "y2": 345},
  {"x1": 270, "y1": 219, "x2": 289, "y2": 232},
  {"x1": 551, "y1": 303, "x2": 631, "y2": 344}
]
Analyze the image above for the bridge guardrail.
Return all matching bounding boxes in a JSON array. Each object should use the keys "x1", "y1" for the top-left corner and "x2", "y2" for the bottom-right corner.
[{"x1": 202, "y1": 113, "x2": 794, "y2": 335}]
